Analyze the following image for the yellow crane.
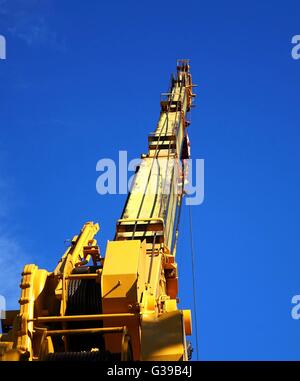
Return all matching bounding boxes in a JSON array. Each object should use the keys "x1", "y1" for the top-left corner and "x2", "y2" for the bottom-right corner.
[{"x1": 0, "y1": 60, "x2": 196, "y2": 361}]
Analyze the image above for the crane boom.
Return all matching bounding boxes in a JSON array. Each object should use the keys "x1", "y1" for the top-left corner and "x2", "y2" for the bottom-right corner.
[{"x1": 0, "y1": 60, "x2": 196, "y2": 361}]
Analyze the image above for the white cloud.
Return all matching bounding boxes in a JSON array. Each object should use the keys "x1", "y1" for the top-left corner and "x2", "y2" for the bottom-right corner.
[
  {"x1": 0, "y1": 236, "x2": 27, "y2": 309},
  {"x1": 0, "y1": 170, "x2": 33, "y2": 309},
  {"x1": 1, "y1": 2, "x2": 66, "y2": 51}
]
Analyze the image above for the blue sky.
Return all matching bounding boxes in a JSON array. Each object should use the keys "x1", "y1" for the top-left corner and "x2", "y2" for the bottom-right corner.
[{"x1": 1, "y1": 0, "x2": 300, "y2": 360}]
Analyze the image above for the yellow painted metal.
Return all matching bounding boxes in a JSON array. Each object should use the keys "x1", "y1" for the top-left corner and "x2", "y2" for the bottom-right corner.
[
  {"x1": 16, "y1": 264, "x2": 49, "y2": 358},
  {"x1": 0, "y1": 221, "x2": 102, "y2": 361},
  {"x1": 101, "y1": 239, "x2": 146, "y2": 359},
  {"x1": 0, "y1": 61, "x2": 195, "y2": 361},
  {"x1": 141, "y1": 310, "x2": 187, "y2": 361},
  {"x1": 65, "y1": 273, "x2": 101, "y2": 280},
  {"x1": 29, "y1": 313, "x2": 135, "y2": 323},
  {"x1": 54, "y1": 221, "x2": 100, "y2": 313},
  {"x1": 183, "y1": 309, "x2": 192, "y2": 336},
  {"x1": 165, "y1": 299, "x2": 177, "y2": 312},
  {"x1": 116, "y1": 60, "x2": 195, "y2": 360},
  {"x1": 101, "y1": 240, "x2": 146, "y2": 314},
  {"x1": 36, "y1": 326, "x2": 126, "y2": 336}
]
